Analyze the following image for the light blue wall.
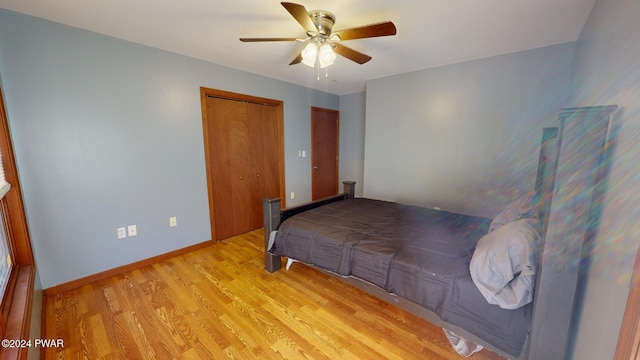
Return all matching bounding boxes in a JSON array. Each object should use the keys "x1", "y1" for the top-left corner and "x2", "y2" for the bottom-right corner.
[
  {"x1": 364, "y1": 43, "x2": 576, "y2": 218},
  {"x1": 0, "y1": 9, "x2": 339, "y2": 288},
  {"x1": 564, "y1": 0, "x2": 640, "y2": 358},
  {"x1": 339, "y1": 92, "x2": 366, "y2": 196}
]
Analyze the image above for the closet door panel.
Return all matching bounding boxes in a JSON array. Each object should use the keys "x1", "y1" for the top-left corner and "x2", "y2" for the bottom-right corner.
[
  {"x1": 202, "y1": 88, "x2": 284, "y2": 241},
  {"x1": 205, "y1": 97, "x2": 237, "y2": 240},
  {"x1": 228, "y1": 102, "x2": 253, "y2": 235},
  {"x1": 247, "y1": 103, "x2": 280, "y2": 229}
]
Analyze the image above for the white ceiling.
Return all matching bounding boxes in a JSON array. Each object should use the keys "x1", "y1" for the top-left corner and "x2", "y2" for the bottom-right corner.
[{"x1": 0, "y1": 0, "x2": 595, "y2": 95}]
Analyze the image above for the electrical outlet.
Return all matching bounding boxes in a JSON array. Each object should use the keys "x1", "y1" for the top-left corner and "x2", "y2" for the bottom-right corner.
[
  {"x1": 117, "y1": 227, "x2": 127, "y2": 239},
  {"x1": 127, "y1": 224, "x2": 137, "y2": 237},
  {"x1": 169, "y1": 216, "x2": 177, "y2": 227}
]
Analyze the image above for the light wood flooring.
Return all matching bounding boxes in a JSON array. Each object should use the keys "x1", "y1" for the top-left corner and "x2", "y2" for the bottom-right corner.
[{"x1": 43, "y1": 229, "x2": 503, "y2": 359}]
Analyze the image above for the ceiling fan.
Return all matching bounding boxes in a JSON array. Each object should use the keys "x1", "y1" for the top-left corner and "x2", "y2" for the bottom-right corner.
[{"x1": 240, "y1": 2, "x2": 397, "y2": 68}]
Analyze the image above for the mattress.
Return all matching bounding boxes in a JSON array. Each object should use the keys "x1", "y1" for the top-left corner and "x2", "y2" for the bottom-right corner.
[{"x1": 270, "y1": 198, "x2": 532, "y2": 356}]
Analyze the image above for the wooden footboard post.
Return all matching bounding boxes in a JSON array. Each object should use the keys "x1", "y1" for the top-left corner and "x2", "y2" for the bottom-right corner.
[
  {"x1": 263, "y1": 197, "x2": 282, "y2": 272},
  {"x1": 343, "y1": 181, "x2": 356, "y2": 199}
]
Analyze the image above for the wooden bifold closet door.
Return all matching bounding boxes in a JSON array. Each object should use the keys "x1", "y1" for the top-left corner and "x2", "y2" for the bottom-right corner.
[{"x1": 202, "y1": 89, "x2": 283, "y2": 241}]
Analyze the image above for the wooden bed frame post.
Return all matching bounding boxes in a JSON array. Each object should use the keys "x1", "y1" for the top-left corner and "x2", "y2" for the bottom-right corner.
[
  {"x1": 343, "y1": 181, "x2": 356, "y2": 199},
  {"x1": 263, "y1": 197, "x2": 282, "y2": 273},
  {"x1": 528, "y1": 106, "x2": 617, "y2": 360}
]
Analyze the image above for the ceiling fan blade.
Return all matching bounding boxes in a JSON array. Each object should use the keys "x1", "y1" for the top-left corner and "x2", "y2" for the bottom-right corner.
[
  {"x1": 240, "y1": 37, "x2": 298, "y2": 42},
  {"x1": 289, "y1": 53, "x2": 303, "y2": 65},
  {"x1": 281, "y1": 2, "x2": 317, "y2": 34},
  {"x1": 333, "y1": 21, "x2": 397, "y2": 41},
  {"x1": 333, "y1": 43, "x2": 372, "y2": 64}
]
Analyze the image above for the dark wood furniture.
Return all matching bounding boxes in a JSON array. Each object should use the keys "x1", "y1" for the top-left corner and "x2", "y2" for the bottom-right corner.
[
  {"x1": 263, "y1": 181, "x2": 355, "y2": 273},
  {"x1": 529, "y1": 105, "x2": 618, "y2": 359},
  {"x1": 262, "y1": 106, "x2": 617, "y2": 359}
]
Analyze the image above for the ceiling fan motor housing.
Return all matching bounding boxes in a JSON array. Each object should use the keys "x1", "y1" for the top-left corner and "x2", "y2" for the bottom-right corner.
[{"x1": 308, "y1": 10, "x2": 336, "y2": 38}]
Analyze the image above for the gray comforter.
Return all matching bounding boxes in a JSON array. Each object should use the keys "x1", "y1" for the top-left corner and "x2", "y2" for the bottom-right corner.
[{"x1": 270, "y1": 198, "x2": 531, "y2": 357}]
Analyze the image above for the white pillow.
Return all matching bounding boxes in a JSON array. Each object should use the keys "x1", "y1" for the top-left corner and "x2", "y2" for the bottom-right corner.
[
  {"x1": 489, "y1": 193, "x2": 538, "y2": 232},
  {"x1": 470, "y1": 218, "x2": 542, "y2": 310}
]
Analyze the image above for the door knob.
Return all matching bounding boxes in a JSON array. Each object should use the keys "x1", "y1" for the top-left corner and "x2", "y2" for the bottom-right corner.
[{"x1": 313, "y1": 166, "x2": 320, "y2": 170}]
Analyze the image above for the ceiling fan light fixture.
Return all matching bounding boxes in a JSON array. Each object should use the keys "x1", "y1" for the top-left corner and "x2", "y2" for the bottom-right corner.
[
  {"x1": 240, "y1": 3, "x2": 397, "y2": 71},
  {"x1": 301, "y1": 42, "x2": 318, "y2": 67},
  {"x1": 319, "y1": 43, "x2": 336, "y2": 68}
]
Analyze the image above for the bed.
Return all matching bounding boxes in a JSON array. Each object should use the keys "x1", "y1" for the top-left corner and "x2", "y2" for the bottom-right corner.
[{"x1": 262, "y1": 106, "x2": 617, "y2": 359}]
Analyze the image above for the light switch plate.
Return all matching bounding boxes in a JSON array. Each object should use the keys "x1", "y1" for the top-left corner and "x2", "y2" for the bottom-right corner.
[{"x1": 127, "y1": 224, "x2": 137, "y2": 236}]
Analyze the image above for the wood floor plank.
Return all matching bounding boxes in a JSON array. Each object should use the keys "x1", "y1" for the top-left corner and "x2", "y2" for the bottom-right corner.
[
  {"x1": 123, "y1": 309, "x2": 158, "y2": 360},
  {"x1": 44, "y1": 229, "x2": 504, "y2": 359},
  {"x1": 87, "y1": 313, "x2": 111, "y2": 358}
]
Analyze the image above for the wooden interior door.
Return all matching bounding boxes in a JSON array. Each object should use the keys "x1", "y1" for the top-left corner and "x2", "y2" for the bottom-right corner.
[
  {"x1": 202, "y1": 88, "x2": 284, "y2": 241},
  {"x1": 311, "y1": 107, "x2": 339, "y2": 200}
]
